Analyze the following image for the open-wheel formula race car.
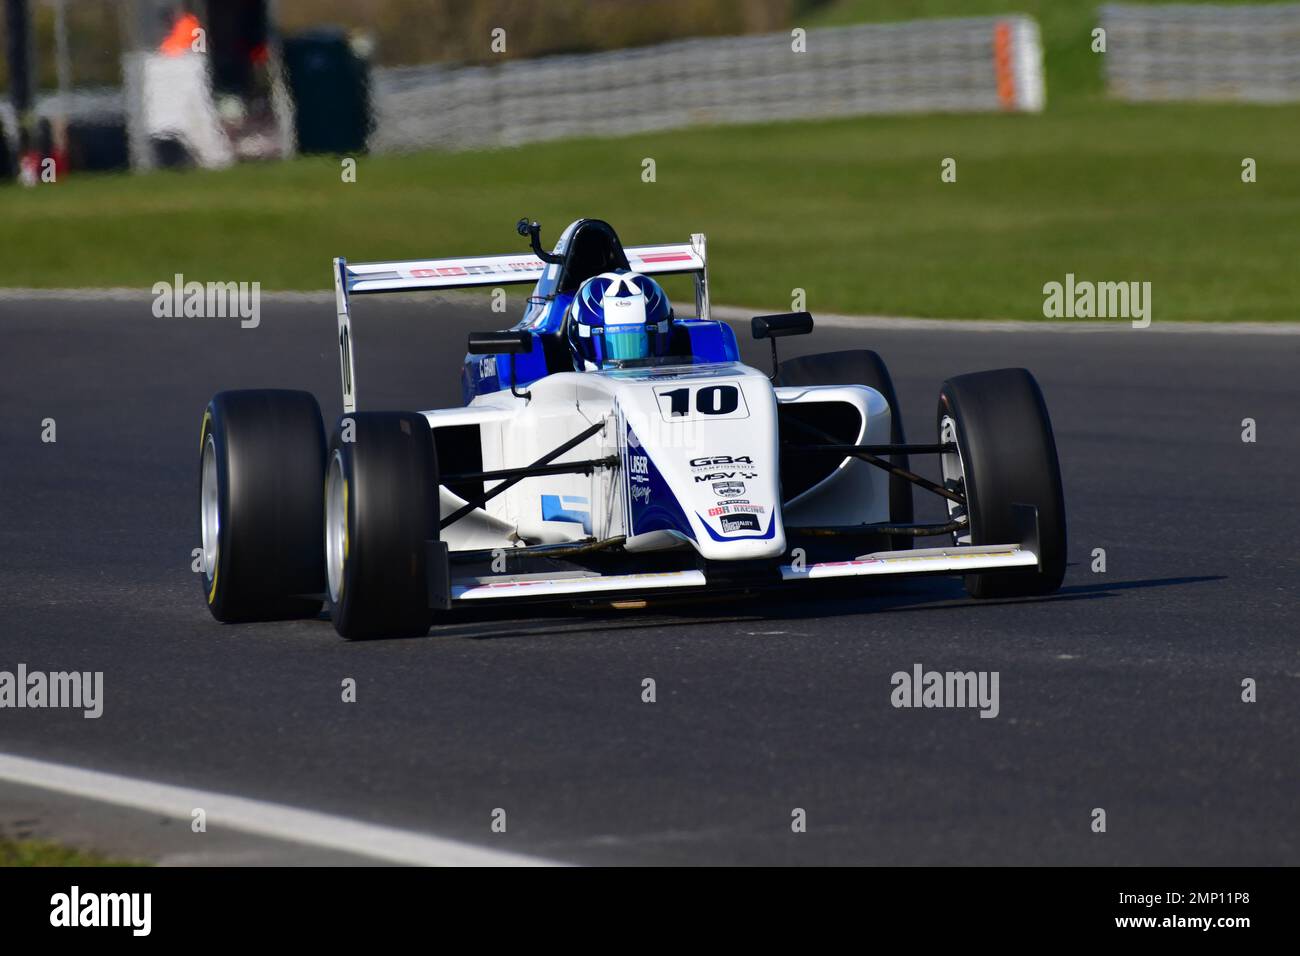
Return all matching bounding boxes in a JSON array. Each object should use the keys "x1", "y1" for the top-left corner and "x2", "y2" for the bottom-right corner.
[{"x1": 198, "y1": 218, "x2": 1067, "y2": 638}]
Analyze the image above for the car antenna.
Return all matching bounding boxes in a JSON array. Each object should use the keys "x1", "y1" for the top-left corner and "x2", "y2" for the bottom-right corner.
[{"x1": 517, "y1": 218, "x2": 564, "y2": 264}]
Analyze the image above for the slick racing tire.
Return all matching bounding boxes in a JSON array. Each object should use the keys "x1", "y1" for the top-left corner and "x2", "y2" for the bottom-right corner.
[
  {"x1": 199, "y1": 390, "x2": 327, "y2": 622},
  {"x1": 776, "y1": 349, "x2": 914, "y2": 551},
  {"x1": 936, "y1": 368, "x2": 1067, "y2": 599},
  {"x1": 325, "y1": 412, "x2": 439, "y2": 640}
]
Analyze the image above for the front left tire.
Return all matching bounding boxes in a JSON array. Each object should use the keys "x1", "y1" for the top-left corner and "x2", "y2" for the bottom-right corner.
[{"x1": 936, "y1": 368, "x2": 1067, "y2": 598}]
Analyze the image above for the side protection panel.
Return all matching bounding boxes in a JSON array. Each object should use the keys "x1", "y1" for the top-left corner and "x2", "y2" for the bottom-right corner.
[{"x1": 776, "y1": 385, "x2": 893, "y2": 528}]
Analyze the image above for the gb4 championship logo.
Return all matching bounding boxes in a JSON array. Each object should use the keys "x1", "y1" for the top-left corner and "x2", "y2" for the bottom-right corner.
[{"x1": 691, "y1": 455, "x2": 758, "y2": 483}]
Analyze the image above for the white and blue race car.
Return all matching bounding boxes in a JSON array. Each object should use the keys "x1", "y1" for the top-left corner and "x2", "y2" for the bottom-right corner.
[{"x1": 198, "y1": 218, "x2": 1066, "y2": 638}]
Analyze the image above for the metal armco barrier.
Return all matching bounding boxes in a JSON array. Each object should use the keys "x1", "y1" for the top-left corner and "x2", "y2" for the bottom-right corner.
[
  {"x1": 1102, "y1": 3, "x2": 1300, "y2": 102},
  {"x1": 370, "y1": 16, "x2": 1046, "y2": 154}
]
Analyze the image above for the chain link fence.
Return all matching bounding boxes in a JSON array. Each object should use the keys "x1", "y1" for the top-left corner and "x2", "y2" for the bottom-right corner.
[
  {"x1": 1101, "y1": 3, "x2": 1300, "y2": 103},
  {"x1": 370, "y1": 16, "x2": 1045, "y2": 154}
]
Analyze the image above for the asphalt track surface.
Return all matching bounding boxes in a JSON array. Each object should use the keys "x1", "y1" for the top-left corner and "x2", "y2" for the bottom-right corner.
[{"x1": 2, "y1": 293, "x2": 1297, "y2": 865}]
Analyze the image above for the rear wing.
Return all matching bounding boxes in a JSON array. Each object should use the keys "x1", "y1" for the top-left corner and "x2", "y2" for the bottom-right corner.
[{"x1": 332, "y1": 235, "x2": 709, "y2": 413}]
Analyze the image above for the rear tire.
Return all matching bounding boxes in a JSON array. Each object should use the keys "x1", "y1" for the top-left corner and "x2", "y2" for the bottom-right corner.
[
  {"x1": 199, "y1": 390, "x2": 326, "y2": 622},
  {"x1": 936, "y1": 368, "x2": 1066, "y2": 598},
  {"x1": 776, "y1": 349, "x2": 914, "y2": 550},
  {"x1": 325, "y1": 412, "x2": 439, "y2": 639}
]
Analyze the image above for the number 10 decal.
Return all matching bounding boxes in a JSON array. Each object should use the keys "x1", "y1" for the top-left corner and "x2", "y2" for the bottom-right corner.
[{"x1": 654, "y1": 383, "x2": 749, "y2": 422}]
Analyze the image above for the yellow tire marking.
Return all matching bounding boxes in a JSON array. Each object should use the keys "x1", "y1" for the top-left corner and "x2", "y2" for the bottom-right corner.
[{"x1": 208, "y1": 557, "x2": 219, "y2": 604}]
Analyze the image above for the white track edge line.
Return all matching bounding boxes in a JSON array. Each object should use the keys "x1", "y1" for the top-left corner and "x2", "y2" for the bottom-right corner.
[
  {"x1": 0, "y1": 752, "x2": 560, "y2": 867},
  {"x1": 710, "y1": 306, "x2": 1300, "y2": 335},
  {"x1": 2, "y1": 288, "x2": 1297, "y2": 334}
]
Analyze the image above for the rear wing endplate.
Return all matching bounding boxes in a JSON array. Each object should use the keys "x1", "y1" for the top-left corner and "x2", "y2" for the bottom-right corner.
[{"x1": 332, "y1": 235, "x2": 709, "y2": 413}]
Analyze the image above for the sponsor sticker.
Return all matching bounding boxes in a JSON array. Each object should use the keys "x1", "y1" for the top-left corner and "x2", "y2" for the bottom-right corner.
[
  {"x1": 629, "y1": 453, "x2": 650, "y2": 483},
  {"x1": 690, "y1": 455, "x2": 754, "y2": 471},
  {"x1": 719, "y1": 513, "x2": 761, "y2": 534},
  {"x1": 691, "y1": 456, "x2": 757, "y2": 482}
]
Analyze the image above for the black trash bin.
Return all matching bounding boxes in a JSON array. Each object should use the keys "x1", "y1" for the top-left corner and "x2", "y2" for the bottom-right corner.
[
  {"x1": 68, "y1": 118, "x2": 132, "y2": 173},
  {"x1": 282, "y1": 29, "x2": 372, "y2": 155}
]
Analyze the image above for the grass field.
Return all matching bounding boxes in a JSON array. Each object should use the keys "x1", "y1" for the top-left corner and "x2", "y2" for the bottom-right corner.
[
  {"x1": 1, "y1": 0, "x2": 1297, "y2": 320},
  {"x1": 4, "y1": 98, "x2": 1297, "y2": 320},
  {"x1": 0, "y1": 836, "x2": 143, "y2": 866}
]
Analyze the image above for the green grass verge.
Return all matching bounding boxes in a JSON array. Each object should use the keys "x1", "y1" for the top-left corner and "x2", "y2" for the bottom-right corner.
[
  {"x1": 0, "y1": 836, "x2": 146, "y2": 867},
  {"x1": 3, "y1": 96, "x2": 1297, "y2": 320}
]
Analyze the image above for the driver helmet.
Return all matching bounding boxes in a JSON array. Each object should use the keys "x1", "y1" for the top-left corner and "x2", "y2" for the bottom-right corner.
[{"x1": 566, "y1": 271, "x2": 674, "y2": 370}]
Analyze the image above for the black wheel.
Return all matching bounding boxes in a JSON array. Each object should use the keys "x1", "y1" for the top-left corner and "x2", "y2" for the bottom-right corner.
[
  {"x1": 325, "y1": 412, "x2": 439, "y2": 639},
  {"x1": 776, "y1": 349, "x2": 914, "y2": 550},
  {"x1": 199, "y1": 390, "x2": 326, "y2": 622},
  {"x1": 936, "y1": 368, "x2": 1066, "y2": 598}
]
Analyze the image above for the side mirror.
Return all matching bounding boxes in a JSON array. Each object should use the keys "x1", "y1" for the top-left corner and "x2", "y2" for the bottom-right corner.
[
  {"x1": 751, "y1": 312, "x2": 813, "y2": 340},
  {"x1": 467, "y1": 330, "x2": 533, "y2": 355},
  {"x1": 467, "y1": 331, "x2": 533, "y2": 400},
  {"x1": 514, "y1": 217, "x2": 564, "y2": 264},
  {"x1": 751, "y1": 312, "x2": 813, "y2": 379}
]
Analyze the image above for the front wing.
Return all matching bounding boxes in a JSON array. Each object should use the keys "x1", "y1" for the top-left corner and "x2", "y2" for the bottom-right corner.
[{"x1": 434, "y1": 505, "x2": 1042, "y2": 607}]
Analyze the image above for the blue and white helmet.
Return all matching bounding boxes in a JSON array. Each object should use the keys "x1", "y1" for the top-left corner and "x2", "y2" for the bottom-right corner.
[{"x1": 567, "y1": 271, "x2": 674, "y2": 370}]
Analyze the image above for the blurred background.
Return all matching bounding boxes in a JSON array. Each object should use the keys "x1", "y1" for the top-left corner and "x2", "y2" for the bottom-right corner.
[{"x1": 1, "y1": 0, "x2": 1297, "y2": 320}]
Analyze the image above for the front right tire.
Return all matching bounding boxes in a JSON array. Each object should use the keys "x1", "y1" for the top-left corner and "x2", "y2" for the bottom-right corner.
[{"x1": 199, "y1": 389, "x2": 326, "y2": 622}]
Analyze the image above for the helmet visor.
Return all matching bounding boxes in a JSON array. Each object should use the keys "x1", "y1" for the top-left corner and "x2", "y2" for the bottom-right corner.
[{"x1": 602, "y1": 326, "x2": 649, "y2": 366}]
